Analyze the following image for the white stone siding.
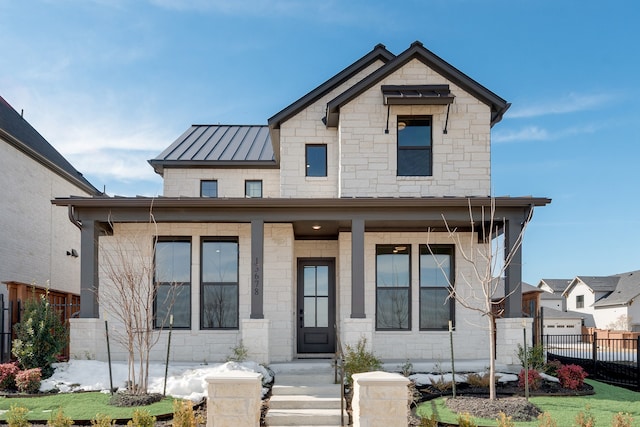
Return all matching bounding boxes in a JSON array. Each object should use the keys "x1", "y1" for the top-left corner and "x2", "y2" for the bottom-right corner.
[
  {"x1": 162, "y1": 168, "x2": 280, "y2": 198},
  {"x1": 339, "y1": 59, "x2": 491, "y2": 198},
  {"x1": 496, "y1": 317, "x2": 532, "y2": 366},
  {"x1": 279, "y1": 61, "x2": 386, "y2": 198},
  {"x1": 0, "y1": 139, "x2": 90, "y2": 295}
]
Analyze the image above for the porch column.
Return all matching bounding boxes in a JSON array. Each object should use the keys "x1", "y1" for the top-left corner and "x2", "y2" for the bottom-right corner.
[
  {"x1": 250, "y1": 219, "x2": 264, "y2": 319},
  {"x1": 351, "y1": 218, "x2": 365, "y2": 318},
  {"x1": 504, "y1": 216, "x2": 523, "y2": 318},
  {"x1": 80, "y1": 220, "x2": 99, "y2": 318}
]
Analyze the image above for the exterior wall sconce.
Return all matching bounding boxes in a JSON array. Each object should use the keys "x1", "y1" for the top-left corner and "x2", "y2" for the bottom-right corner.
[{"x1": 66, "y1": 249, "x2": 78, "y2": 257}]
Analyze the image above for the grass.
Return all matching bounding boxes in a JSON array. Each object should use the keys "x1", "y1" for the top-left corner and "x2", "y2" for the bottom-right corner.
[
  {"x1": 416, "y1": 380, "x2": 640, "y2": 426},
  {"x1": 0, "y1": 392, "x2": 176, "y2": 422}
]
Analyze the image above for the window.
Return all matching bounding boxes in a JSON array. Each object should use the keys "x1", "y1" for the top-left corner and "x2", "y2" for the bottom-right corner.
[
  {"x1": 576, "y1": 295, "x2": 584, "y2": 309},
  {"x1": 306, "y1": 144, "x2": 327, "y2": 177},
  {"x1": 201, "y1": 239, "x2": 239, "y2": 329},
  {"x1": 419, "y1": 245, "x2": 454, "y2": 330},
  {"x1": 376, "y1": 245, "x2": 410, "y2": 330},
  {"x1": 245, "y1": 180, "x2": 262, "y2": 198},
  {"x1": 154, "y1": 239, "x2": 191, "y2": 329},
  {"x1": 397, "y1": 116, "x2": 432, "y2": 176},
  {"x1": 200, "y1": 180, "x2": 218, "y2": 197}
]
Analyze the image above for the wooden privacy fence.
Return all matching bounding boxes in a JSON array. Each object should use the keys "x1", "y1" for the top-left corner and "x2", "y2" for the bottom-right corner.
[
  {"x1": 544, "y1": 332, "x2": 640, "y2": 391},
  {"x1": 0, "y1": 282, "x2": 80, "y2": 362}
]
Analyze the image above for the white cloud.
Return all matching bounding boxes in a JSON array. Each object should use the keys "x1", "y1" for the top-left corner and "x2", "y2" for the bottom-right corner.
[
  {"x1": 493, "y1": 123, "x2": 601, "y2": 144},
  {"x1": 508, "y1": 92, "x2": 615, "y2": 119}
]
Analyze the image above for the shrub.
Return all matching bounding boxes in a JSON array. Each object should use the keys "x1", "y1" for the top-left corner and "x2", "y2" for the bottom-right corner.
[
  {"x1": 343, "y1": 337, "x2": 382, "y2": 385},
  {"x1": 496, "y1": 412, "x2": 515, "y2": 427},
  {"x1": 15, "y1": 367, "x2": 42, "y2": 393},
  {"x1": 518, "y1": 368, "x2": 542, "y2": 391},
  {"x1": 126, "y1": 409, "x2": 156, "y2": 427},
  {"x1": 543, "y1": 359, "x2": 563, "y2": 376},
  {"x1": 420, "y1": 413, "x2": 438, "y2": 427},
  {"x1": 172, "y1": 399, "x2": 198, "y2": 427},
  {"x1": 0, "y1": 362, "x2": 19, "y2": 390},
  {"x1": 557, "y1": 364, "x2": 587, "y2": 390},
  {"x1": 429, "y1": 376, "x2": 453, "y2": 392},
  {"x1": 457, "y1": 412, "x2": 478, "y2": 427},
  {"x1": 466, "y1": 372, "x2": 493, "y2": 388},
  {"x1": 611, "y1": 412, "x2": 634, "y2": 427},
  {"x1": 6, "y1": 404, "x2": 29, "y2": 427},
  {"x1": 12, "y1": 291, "x2": 68, "y2": 378},
  {"x1": 537, "y1": 412, "x2": 557, "y2": 427},
  {"x1": 91, "y1": 414, "x2": 115, "y2": 427},
  {"x1": 226, "y1": 340, "x2": 249, "y2": 363},
  {"x1": 575, "y1": 405, "x2": 595, "y2": 427},
  {"x1": 516, "y1": 343, "x2": 545, "y2": 371},
  {"x1": 47, "y1": 408, "x2": 73, "y2": 427}
]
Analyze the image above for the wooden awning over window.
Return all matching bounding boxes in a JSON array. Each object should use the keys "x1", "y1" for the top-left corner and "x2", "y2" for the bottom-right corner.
[{"x1": 381, "y1": 84, "x2": 454, "y2": 105}]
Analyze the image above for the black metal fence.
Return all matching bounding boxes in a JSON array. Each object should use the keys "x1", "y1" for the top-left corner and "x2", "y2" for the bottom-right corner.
[{"x1": 543, "y1": 333, "x2": 640, "y2": 391}]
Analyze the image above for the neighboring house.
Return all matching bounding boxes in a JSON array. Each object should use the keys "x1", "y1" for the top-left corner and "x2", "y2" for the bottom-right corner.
[
  {"x1": 539, "y1": 307, "x2": 586, "y2": 336},
  {"x1": 53, "y1": 41, "x2": 550, "y2": 364},
  {"x1": 563, "y1": 270, "x2": 640, "y2": 331},
  {"x1": 537, "y1": 278, "x2": 571, "y2": 311},
  {"x1": 0, "y1": 95, "x2": 100, "y2": 355}
]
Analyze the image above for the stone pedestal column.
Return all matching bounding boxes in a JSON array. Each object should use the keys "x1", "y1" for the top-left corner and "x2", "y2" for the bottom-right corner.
[
  {"x1": 241, "y1": 318, "x2": 270, "y2": 365},
  {"x1": 352, "y1": 371, "x2": 410, "y2": 427},
  {"x1": 69, "y1": 318, "x2": 106, "y2": 361},
  {"x1": 496, "y1": 317, "x2": 532, "y2": 367},
  {"x1": 206, "y1": 371, "x2": 262, "y2": 427}
]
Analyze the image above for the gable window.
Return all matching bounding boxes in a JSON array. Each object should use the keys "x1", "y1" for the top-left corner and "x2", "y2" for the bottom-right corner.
[
  {"x1": 397, "y1": 116, "x2": 432, "y2": 176},
  {"x1": 154, "y1": 239, "x2": 191, "y2": 329},
  {"x1": 306, "y1": 144, "x2": 327, "y2": 177},
  {"x1": 201, "y1": 239, "x2": 239, "y2": 329},
  {"x1": 420, "y1": 245, "x2": 454, "y2": 330},
  {"x1": 376, "y1": 244, "x2": 410, "y2": 330},
  {"x1": 245, "y1": 180, "x2": 262, "y2": 198},
  {"x1": 576, "y1": 295, "x2": 584, "y2": 309},
  {"x1": 200, "y1": 180, "x2": 218, "y2": 197}
]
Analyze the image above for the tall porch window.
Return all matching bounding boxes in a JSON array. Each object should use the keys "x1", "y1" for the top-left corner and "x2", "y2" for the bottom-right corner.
[
  {"x1": 154, "y1": 239, "x2": 191, "y2": 329},
  {"x1": 376, "y1": 244, "x2": 410, "y2": 330},
  {"x1": 419, "y1": 245, "x2": 455, "y2": 330},
  {"x1": 201, "y1": 239, "x2": 239, "y2": 329}
]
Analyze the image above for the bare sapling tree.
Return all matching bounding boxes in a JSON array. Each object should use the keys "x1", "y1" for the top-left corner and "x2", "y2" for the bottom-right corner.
[
  {"x1": 427, "y1": 198, "x2": 533, "y2": 400},
  {"x1": 98, "y1": 209, "x2": 179, "y2": 395}
]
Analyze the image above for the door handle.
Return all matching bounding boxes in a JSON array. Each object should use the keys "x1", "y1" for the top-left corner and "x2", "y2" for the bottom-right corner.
[{"x1": 299, "y1": 309, "x2": 304, "y2": 326}]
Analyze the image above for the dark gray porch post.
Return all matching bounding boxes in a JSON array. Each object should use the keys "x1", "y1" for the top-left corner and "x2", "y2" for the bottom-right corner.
[
  {"x1": 351, "y1": 218, "x2": 365, "y2": 318},
  {"x1": 250, "y1": 219, "x2": 264, "y2": 319},
  {"x1": 80, "y1": 220, "x2": 99, "y2": 318},
  {"x1": 504, "y1": 217, "x2": 523, "y2": 318}
]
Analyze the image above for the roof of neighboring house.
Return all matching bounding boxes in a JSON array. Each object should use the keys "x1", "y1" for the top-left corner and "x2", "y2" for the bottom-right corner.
[
  {"x1": 593, "y1": 270, "x2": 640, "y2": 308},
  {"x1": 0, "y1": 95, "x2": 100, "y2": 195},
  {"x1": 541, "y1": 306, "x2": 592, "y2": 322},
  {"x1": 540, "y1": 291, "x2": 563, "y2": 301},
  {"x1": 563, "y1": 276, "x2": 619, "y2": 298},
  {"x1": 538, "y1": 278, "x2": 571, "y2": 293},
  {"x1": 149, "y1": 125, "x2": 275, "y2": 175},
  {"x1": 324, "y1": 41, "x2": 510, "y2": 128},
  {"x1": 491, "y1": 281, "x2": 542, "y2": 299}
]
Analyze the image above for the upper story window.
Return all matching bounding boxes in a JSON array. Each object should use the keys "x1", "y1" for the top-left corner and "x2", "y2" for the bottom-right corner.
[
  {"x1": 397, "y1": 116, "x2": 432, "y2": 176},
  {"x1": 306, "y1": 144, "x2": 327, "y2": 177},
  {"x1": 245, "y1": 180, "x2": 263, "y2": 198},
  {"x1": 201, "y1": 180, "x2": 218, "y2": 198},
  {"x1": 154, "y1": 239, "x2": 191, "y2": 329},
  {"x1": 576, "y1": 295, "x2": 584, "y2": 309},
  {"x1": 376, "y1": 244, "x2": 410, "y2": 330},
  {"x1": 419, "y1": 245, "x2": 454, "y2": 330},
  {"x1": 201, "y1": 239, "x2": 239, "y2": 329}
]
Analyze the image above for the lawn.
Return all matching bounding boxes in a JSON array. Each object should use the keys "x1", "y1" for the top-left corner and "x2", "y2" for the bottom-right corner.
[
  {"x1": 0, "y1": 392, "x2": 176, "y2": 422},
  {"x1": 416, "y1": 380, "x2": 640, "y2": 426}
]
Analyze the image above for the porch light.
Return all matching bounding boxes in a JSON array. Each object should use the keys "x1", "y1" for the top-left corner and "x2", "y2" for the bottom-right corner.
[{"x1": 312, "y1": 224, "x2": 322, "y2": 230}]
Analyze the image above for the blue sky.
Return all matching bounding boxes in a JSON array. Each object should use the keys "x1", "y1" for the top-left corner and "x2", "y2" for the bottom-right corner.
[{"x1": 1, "y1": 0, "x2": 639, "y2": 285}]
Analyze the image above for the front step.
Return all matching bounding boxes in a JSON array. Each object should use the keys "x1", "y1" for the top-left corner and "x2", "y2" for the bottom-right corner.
[{"x1": 266, "y1": 363, "x2": 345, "y2": 427}]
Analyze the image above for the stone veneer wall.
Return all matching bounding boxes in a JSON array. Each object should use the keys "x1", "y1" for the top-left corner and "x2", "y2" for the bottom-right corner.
[
  {"x1": 351, "y1": 371, "x2": 410, "y2": 427},
  {"x1": 496, "y1": 317, "x2": 532, "y2": 366},
  {"x1": 206, "y1": 371, "x2": 262, "y2": 427},
  {"x1": 162, "y1": 168, "x2": 280, "y2": 198}
]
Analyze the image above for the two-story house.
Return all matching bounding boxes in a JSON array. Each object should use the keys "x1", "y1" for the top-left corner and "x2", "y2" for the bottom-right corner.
[{"x1": 54, "y1": 41, "x2": 550, "y2": 364}]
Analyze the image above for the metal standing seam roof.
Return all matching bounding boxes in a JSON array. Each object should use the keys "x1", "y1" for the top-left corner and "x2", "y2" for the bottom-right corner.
[
  {"x1": 149, "y1": 125, "x2": 275, "y2": 175},
  {"x1": 0, "y1": 95, "x2": 100, "y2": 195}
]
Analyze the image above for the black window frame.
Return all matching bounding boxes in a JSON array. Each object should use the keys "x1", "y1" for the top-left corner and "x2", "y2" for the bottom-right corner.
[
  {"x1": 397, "y1": 116, "x2": 432, "y2": 177},
  {"x1": 419, "y1": 244, "x2": 455, "y2": 331},
  {"x1": 200, "y1": 237, "x2": 240, "y2": 330},
  {"x1": 200, "y1": 180, "x2": 218, "y2": 198},
  {"x1": 245, "y1": 180, "x2": 263, "y2": 198},
  {"x1": 305, "y1": 144, "x2": 328, "y2": 177},
  {"x1": 375, "y1": 244, "x2": 411, "y2": 331},
  {"x1": 153, "y1": 237, "x2": 192, "y2": 330}
]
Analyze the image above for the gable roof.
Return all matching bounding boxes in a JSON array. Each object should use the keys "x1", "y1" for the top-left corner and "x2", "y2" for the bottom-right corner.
[
  {"x1": 149, "y1": 124, "x2": 275, "y2": 175},
  {"x1": 538, "y1": 278, "x2": 571, "y2": 293},
  {"x1": 593, "y1": 270, "x2": 640, "y2": 308},
  {"x1": 0, "y1": 95, "x2": 99, "y2": 195},
  {"x1": 267, "y1": 43, "x2": 395, "y2": 131},
  {"x1": 324, "y1": 41, "x2": 510, "y2": 128}
]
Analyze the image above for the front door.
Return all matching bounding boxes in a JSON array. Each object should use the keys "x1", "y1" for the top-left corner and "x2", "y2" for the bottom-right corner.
[{"x1": 297, "y1": 258, "x2": 335, "y2": 354}]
